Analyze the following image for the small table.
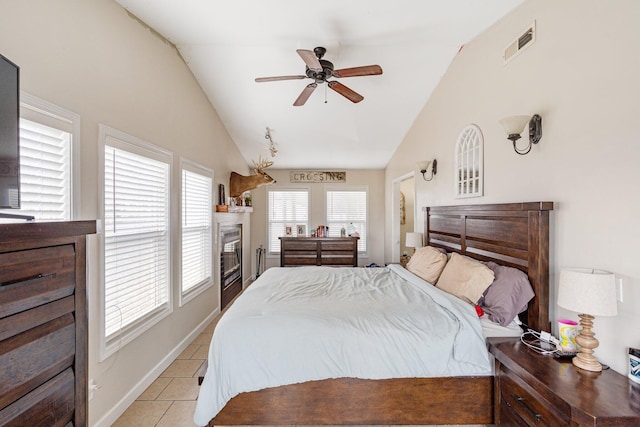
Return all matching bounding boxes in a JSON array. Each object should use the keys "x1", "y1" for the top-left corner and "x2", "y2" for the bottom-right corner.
[{"x1": 488, "y1": 337, "x2": 640, "y2": 426}]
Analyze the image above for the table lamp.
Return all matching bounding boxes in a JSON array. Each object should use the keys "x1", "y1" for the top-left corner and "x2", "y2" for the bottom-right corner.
[
  {"x1": 557, "y1": 268, "x2": 617, "y2": 372},
  {"x1": 405, "y1": 232, "x2": 423, "y2": 254}
]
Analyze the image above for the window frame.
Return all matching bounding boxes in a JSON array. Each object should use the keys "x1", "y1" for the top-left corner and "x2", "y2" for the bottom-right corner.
[
  {"x1": 98, "y1": 124, "x2": 174, "y2": 361},
  {"x1": 325, "y1": 186, "x2": 368, "y2": 255},
  {"x1": 266, "y1": 186, "x2": 310, "y2": 256},
  {"x1": 0, "y1": 92, "x2": 80, "y2": 220},
  {"x1": 179, "y1": 157, "x2": 214, "y2": 306}
]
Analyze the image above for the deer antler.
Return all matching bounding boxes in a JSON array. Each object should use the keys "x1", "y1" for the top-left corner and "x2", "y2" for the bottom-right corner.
[{"x1": 252, "y1": 156, "x2": 274, "y2": 174}]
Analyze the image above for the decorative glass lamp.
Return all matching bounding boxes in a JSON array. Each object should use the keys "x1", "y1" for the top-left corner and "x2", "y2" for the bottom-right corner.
[
  {"x1": 499, "y1": 114, "x2": 542, "y2": 155},
  {"x1": 499, "y1": 115, "x2": 531, "y2": 140},
  {"x1": 557, "y1": 268, "x2": 618, "y2": 372}
]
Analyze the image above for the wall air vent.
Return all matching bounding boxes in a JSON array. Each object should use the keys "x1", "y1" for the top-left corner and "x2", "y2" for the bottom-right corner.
[{"x1": 504, "y1": 21, "x2": 536, "y2": 64}]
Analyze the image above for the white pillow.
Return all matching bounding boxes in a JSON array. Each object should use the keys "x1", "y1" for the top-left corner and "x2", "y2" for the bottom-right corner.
[{"x1": 436, "y1": 252, "x2": 495, "y2": 304}]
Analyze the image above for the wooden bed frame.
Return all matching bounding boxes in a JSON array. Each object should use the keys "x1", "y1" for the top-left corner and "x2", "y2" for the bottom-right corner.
[{"x1": 208, "y1": 201, "x2": 553, "y2": 426}]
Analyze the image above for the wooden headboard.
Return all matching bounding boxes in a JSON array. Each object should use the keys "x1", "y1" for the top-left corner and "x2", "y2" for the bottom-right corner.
[{"x1": 424, "y1": 201, "x2": 553, "y2": 332}]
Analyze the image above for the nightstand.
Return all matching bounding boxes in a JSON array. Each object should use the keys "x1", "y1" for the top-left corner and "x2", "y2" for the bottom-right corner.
[{"x1": 488, "y1": 337, "x2": 640, "y2": 426}]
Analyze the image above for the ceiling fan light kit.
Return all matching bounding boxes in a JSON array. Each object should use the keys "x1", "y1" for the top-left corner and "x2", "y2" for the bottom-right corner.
[{"x1": 255, "y1": 46, "x2": 383, "y2": 106}]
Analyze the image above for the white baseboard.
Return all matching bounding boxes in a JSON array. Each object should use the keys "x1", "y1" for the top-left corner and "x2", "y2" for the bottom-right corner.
[{"x1": 92, "y1": 308, "x2": 220, "y2": 427}]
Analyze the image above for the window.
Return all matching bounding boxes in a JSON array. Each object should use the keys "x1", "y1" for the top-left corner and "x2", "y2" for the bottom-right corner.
[
  {"x1": 180, "y1": 160, "x2": 213, "y2": 303},
  {"x1": 267, "y1": 189, "x2": 309, "y2": 253},
  {"x1": 100, "y1": 125, "x2": 172, "y2": 358},
  {"x1": 455, "y1": 124, "x2": 484, "y2": 198},
  {"x1": 0, "y1": 93, "x2": 78, "y2": 220},
  {"x1": 326, "y1": 189, "x2": 367, "y2": 252}
]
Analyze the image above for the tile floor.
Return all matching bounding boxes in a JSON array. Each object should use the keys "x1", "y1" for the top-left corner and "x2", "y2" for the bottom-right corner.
[{"x1": 112, "y1": 316, "x2": 219, "y2": 427}]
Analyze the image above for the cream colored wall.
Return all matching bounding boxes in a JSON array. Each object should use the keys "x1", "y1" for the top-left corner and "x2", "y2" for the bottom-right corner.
[
  {"x1": 0, "y1": 0, "x2": 249, "y2": 425},
  {"x1": 249, "y1": 169, "x2": 385, "y2": 270},
  {"x1": 385, "y1": 0, "x2": 640, "y2": 375}
]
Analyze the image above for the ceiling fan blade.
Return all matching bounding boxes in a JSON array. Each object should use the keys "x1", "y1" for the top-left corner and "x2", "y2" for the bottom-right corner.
[
  {"x1": 296, "y1": 49, "x2": 322, "y2": 72},
  {"x1": 255, "y1": 75, "x2": 306, "y2": 83},
  {"x1": 327, "y1": 81, "x2": 364, "y2": 103},
  {"x1": 293, "y1": 83, "x2": 317, "y2": 106},
  {"x1": 333, "y1": 65, "x2": 383, "y2": 78}
]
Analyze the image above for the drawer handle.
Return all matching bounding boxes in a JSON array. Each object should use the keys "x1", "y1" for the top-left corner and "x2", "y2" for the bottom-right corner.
[
  {"x1": 510, "y1": 392, "x2": 542, "y2": 422},
  {"x1": 0, "y1": 272, "x2": 57, "y2": 288}
]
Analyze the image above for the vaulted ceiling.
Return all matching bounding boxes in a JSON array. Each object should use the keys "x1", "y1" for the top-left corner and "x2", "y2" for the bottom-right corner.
[{"x1": 115, "y1": 0, "x2": 522, "y2": 169}]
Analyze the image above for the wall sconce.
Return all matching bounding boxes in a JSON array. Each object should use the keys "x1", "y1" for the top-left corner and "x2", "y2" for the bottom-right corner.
[
  {"x1": 499, "y1": 114, "x2": 542, "y2": 155},
  {"x1": 418, "y1": 159, "x2": 437, "y2": 181}
]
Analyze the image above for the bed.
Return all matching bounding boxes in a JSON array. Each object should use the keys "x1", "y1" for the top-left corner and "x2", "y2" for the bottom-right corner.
[{"x1": 197, "y1": 201, "x2": 553, "y2": 426}]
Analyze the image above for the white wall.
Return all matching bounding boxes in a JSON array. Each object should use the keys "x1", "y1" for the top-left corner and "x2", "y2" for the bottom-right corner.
[
  {"x1": 0, "y1": 0, "x2": 249, "y2": 425},
  {"x1": 385, "y1": 0, "x2": 640, "y2": 375},
  {"x1": 249, "y1": 168, "x2": 385, "y2": 271}
]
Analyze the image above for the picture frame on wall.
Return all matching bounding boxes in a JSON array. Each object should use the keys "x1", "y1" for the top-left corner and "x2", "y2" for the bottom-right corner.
[{"x1": 296, "y1": 224, "x2": 306, "y2": 236}]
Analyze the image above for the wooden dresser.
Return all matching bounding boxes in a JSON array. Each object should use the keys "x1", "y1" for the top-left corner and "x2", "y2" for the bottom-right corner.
[
  {"x1": 488, "y1": 337, "x2": 640, "y2": 426},
  {"x1": 279, "y1": 237, "x2": 359, "y2": 267},
  {"x1": 0, "y1": 220, "x2": 97, "y2": 427}
]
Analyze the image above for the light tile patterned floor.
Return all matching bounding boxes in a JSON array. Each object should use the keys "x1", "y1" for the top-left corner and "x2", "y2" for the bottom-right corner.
[{"x1": 112, "y1": 317, "x2": 218, "y2": 427}]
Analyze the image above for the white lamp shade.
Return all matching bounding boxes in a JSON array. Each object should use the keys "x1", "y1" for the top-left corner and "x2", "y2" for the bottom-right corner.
[
  {"x1": 417, "y1": 160, "x2": 431, "y2": 172},
  {"x1": 557, "y1": 268, "x2": 618, "y2": 317},
  {"x1": 405, "y1": 232, "x2": 423, "y2": 248},
  {"x1": 499, "y1": 115, "x2": 530, "y2": 135}
]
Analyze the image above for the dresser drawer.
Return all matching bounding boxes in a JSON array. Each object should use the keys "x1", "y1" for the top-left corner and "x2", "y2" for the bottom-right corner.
[
  {"x1": 0, "y1": 245, "x2": 76, "y2": 319},
  {"x1": 0, "y1": 313, "x2": 76, "y2": 410},
  {"x1": 0, "y1": 367, "x2": 75, "y2": 427},
  {"x1": 282, "y1": 254, "x2": 317, "y2": 265},
  {"x1": 319, "y1": 241, "x2": 354, "y2": 251},
  {"x1": 499, "y1": 367, "x2": 569, "y2": 427},
  {"x1": 320, "y1": 255, "x2": 356, "y2": 265},
  {"x1": 282, "y1": 240, "x2": 317, "y2": 251}
]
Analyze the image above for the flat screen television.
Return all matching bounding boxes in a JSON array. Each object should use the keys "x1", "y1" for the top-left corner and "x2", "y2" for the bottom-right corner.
[{"x1": 0, "y1": 53, "x2": 20, "y2": 209}]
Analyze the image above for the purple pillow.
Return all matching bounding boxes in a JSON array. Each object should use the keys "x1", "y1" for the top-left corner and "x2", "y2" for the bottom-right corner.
[{"x1": 478, "y1": 261, "x2": 534, "y2": 327}]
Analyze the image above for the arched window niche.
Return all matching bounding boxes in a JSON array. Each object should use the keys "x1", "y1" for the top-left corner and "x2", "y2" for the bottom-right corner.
[{"x1": 455, "y1": 124, "x2": 484, "y2": 198}]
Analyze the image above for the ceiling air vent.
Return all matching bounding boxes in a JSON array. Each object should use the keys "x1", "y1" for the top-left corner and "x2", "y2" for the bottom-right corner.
[{"x1": 504, "y1": 21, "x2": 536, "y2": 64}]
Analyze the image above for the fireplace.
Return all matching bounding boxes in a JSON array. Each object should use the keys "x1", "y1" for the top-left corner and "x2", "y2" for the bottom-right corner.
[{"x1": 220, "y1": 224, "x2": 242, "y2": 309}]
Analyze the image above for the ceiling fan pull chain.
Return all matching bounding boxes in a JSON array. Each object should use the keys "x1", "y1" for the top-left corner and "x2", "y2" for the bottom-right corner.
[{"x1": 324, "y1": 84, "x2": 328, "y2": 103}]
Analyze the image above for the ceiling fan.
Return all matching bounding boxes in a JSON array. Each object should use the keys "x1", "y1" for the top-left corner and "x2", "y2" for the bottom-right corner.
[{"x1": 255, "y1": 47, "x2": 383, "y2": 106}]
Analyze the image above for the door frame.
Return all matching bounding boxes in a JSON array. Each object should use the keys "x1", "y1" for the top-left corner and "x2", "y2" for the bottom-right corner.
[{"x1": 391, "y1": 171, "x2": 415, "y2": 263}]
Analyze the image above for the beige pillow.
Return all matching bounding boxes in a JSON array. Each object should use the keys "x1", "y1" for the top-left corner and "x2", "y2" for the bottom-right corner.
[
  {"x1": 436, "y1": 252, "x2": 495, "y2": 304},
  {"x1": 406, "y1": 246, "x2": 448, "y2": 284}
]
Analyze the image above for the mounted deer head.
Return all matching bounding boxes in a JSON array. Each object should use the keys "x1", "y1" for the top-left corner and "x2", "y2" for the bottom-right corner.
[{"x1": 229, "y1": 156, "x2": 276, "y2": 197}]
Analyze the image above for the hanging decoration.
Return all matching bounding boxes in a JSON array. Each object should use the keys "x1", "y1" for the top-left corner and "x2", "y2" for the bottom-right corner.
[{"x1": 265, "y1": 127, "x2": 278, "y2": 157}]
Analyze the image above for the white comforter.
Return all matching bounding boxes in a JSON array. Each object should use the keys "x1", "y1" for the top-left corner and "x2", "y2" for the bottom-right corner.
[{"x1": 194, "y1": 264, "x2": 491, "y2": 425}]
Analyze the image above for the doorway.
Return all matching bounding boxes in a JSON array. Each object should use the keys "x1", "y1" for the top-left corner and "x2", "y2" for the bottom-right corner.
[{"x1": 391, "y1": 172, "x2": 415, "y2": 263}]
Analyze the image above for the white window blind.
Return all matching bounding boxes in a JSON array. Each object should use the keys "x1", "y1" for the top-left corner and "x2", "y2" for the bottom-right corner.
[
  {"x1": 103, "y1": 139, "x2": 171, "y2": 342},
  {"x1": 326, "y1": 190, "x2": 367, "y2": 252},
  {"x1": 181, "y1": 165, "x2": 212, "y2": 297},
  {"x1": 267, "y1": 189, "x2": 309, "y2": 253},
  {"x1": 0, "y1": 118, "x2": 71, "y2": 221}
]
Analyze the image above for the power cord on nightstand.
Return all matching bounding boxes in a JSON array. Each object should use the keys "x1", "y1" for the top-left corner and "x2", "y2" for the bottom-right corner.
[{"x1": 520, "y1": 329, "x2": 560, "y2": 356}]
